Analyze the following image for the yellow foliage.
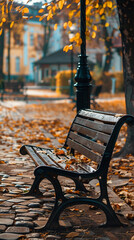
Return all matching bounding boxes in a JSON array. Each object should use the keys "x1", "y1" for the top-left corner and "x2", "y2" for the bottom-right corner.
[
  {"x1": 54, "y1": 23, "x2": 57, "y2": 31},
  {"x1": 92, "y1": 31, "x2": 96, "y2": 39},
  {"x1": 0, "y1": 29, "x2": 2, "y2": 36},
  {"x1": 38, "y1": 9, "x2": 44, "y2": 13},
  {"x1": 105, "y1": 22, "x2": 109, "y2": 27},
  {"x1": 56, "y1": 69, "x2": 77, "y2": 95},
  {"x1": 67, "y1": 4, "x2": 71, "y2": 9},
  {"x1": 10, "y1": 21, "x2": 14, "y2": 28},
  {"x1": 58, "y1": 0, "x2": 64, "y2": 10},
  {"x1": 99, "y1": 8, "x2": 104, "y2": 15},
  {"x1": 63, "y1": 22, "x2": 68, "y2": 29},
  {"x1": 93, "y1": 25, "x2": 97, "y2": 31},
  {"x1": 68, "y1": 21, "x2": 72, "y2": 28},
  {"x1": 22, "y1": 7, "x2": 29, "y2": 14},
  {"x1": 2, "y1": 17, "x2": 6, "y2": 22},
  {"x1": 107, "y1": 1, "x2": 113, "y2": 8}
]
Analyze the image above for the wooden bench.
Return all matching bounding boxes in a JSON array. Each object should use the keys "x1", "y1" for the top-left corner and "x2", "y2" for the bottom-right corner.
[
  {"x1": 20, "y1": 109, "x2": 134, "y2": 230},
  {"x1": 0, "y1": 81, "x2": 27, "y2": 101}
]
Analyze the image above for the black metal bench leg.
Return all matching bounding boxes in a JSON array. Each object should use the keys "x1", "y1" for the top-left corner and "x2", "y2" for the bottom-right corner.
[
  {"x1": 25, "y1": 174, "x2": 44, "y2": 196},
  {"x1": 73, "y1": 178, "x2": 88, "y2": 192},
  {"x1": 98, "y1": 174, "x2": 123, "y2": 227},
  {"x1": 36, "y1": 174, "x2": 68, "y2": 231}
]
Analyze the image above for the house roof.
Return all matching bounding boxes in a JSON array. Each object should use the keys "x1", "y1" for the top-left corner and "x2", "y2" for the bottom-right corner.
[{"x1": 34, "y1": 49, "x2": 79, "y2": 65}]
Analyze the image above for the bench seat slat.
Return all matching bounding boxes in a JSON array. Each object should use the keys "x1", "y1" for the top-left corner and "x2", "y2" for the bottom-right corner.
[
  {"x1": 25, "y1": 146, "x2": 46, "y2": 167},
  {"x1": 48, "y1": 150, "x2": 88, "y2": 174},
  {"x1": 25, "y1": 146, "x2": 89, "y2": 174},
  {"x1": 33, "y1": 147, "x2": 58, "y2": 167},
  {"x1": 75, "y1": 117, "x2": 114, "y2": 134},
  {"x1": 69, "y1": 131, "x2": 105, "y2": 155},
  {"x1": 72, "y1": 123, "x2": 110, "y2": 144},
  {"x1": 67, "y1": 138, "x2": 102, "y2": 163},
  {"x1": 78, "y1": 164, "x2": 95, "y2": 173},
  {"x1": 79, "y1": 110, "x2": 121, "y2": 123}
]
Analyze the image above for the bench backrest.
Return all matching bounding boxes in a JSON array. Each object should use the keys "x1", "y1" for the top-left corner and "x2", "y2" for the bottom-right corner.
[{"x1": 65, "y1": 109, "x2": 134, "y2": 168}]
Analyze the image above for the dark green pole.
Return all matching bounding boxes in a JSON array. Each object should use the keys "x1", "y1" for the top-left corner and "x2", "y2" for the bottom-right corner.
[
  {"x1": 74, "y1": 0, "x2": 92, "y2": 112},
  {"x1": 70, "y1": 46, "x2": 74, "y2": 98}
]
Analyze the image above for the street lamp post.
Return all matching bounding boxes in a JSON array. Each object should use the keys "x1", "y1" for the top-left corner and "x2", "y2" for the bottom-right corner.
[
  {"x1": 74, "y1": 0, "x2": 92, "y2": 112},
  {"x1": 70, "y1": 46, "x2": 74, "y2": 98},
  {"x1": 7, "y1": 0, "x2": 11, "y2": 83}
]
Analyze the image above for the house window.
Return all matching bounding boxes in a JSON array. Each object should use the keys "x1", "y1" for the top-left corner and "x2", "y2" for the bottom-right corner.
[
  {"x1": 30, "y1": 58, "x2": 35, "y2": 74},
  {"x1": 14, "y1": 33, "x2": 21, "y2": 45},
  {"x1": 51, "y1": 69, "x2": 56, "y2": 77},
  {"x1": 30, "y1": 33, "x2": 34, "y2": 46},
  {"x1": 46, "y1": 69, "x2": 49, "y2": 77},
  {"x1": 6, "y1": 56, "x2": 8, "y2": 72},
  {"x1": 15, "y1": 57, "x2": 20, "y2": 73},
  {"x1": 38, "y1": 35, "x2": 42, "y2": 43}
]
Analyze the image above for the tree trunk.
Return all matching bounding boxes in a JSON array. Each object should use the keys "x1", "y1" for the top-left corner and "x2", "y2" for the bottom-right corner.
[
  {"x1": 99, "y1": 0, "x2": 113, "y2": 72},
  {"x1": 116, "y1": 0, "x2": 134, "y2": 156},
  {"x1": 0, "y1": 29, "x2": 4, "y2": 81}
]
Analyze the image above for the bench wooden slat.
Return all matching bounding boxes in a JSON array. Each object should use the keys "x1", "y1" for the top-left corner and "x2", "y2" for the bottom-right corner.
[
  {"x1": 67, "y1": 138, "x2": 102, "y2": 163},
  {"x1": 25, "y1": 146, "x2": 45, "y2": 167},
  {"x1": 32, "y1": 147, "x2": 88, "y2": 174},
  {"x1": 48, "y1": 150, "x2": 88, "y2": 174},
  {"x1": 79, "y1": 110, "x2": 121, "y2": 123},
  {"x1": 75, "y1": 117, "x2": 114, "y2": 134},
  {"x1": 72, "y1": 123, "x2": 110, "y2": 144},
  {"x1": 69, "y1": 131, "x2": 105, "y2": 155},
  {"x1": 47, "y1": 150, "x2": 68, "y2": 169},
  {"x1": 33, "y1": 147, "x2": 58, "y2": 168},
  {"x1": 78, "y1": 164, "x2": 95, "y2": 173}
]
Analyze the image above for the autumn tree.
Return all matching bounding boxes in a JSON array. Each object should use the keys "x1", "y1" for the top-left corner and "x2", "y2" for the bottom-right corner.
[
  {"x1": 0, "y1": 0, "x2": 28, "y2": 82},
  {"x1": 115, "y1": 0, "x2": 134, "y2": 156},
  {"x1": 38, "y1": 0, "x2": 134, "y2": 156}
]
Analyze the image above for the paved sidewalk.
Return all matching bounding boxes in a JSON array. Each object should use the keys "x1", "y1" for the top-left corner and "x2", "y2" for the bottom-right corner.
[{"x1": 0, "y1": 102, "x2": 133, "y2": 240}]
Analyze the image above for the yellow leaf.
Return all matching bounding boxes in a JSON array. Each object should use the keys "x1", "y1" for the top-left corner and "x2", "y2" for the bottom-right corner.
[
  {"x1": 2, "y1": 5, "x2": 4, "y2": 15},
  {"x1": 95, "y1": 3, "x2": 99, "y2": 8},
  {"x1": 100, "y1": 8, "x2": 104, "y2": 15},
  {"x1": 86, "y1": 6, "x2": 93, "y2": 15},
  {"x1": 0, "y1": 29, "x2": 2, "y2": 36},
  {"x1": 92, "y1": 31, "x2": 96, "y2": 39},
  {"x1": 2, "y1": 18, "x2": 6, "y2": 22},
  {"x1": 43, "y1": 3, "x2": 48, "y2": 6},
  {"x1": 54, "y1": 23, "x2": 57, "y2": 31},
  {"x1": 68, "y1": 21, "x2": 72, "y2": 28},
  {"x1": 69, "y1": 45, "x2": 73, "y2": 50},
  {"x1": 63, "y1": 45, "x2": 69, "y2": 52},
  {"x1": 59, "y1": 0, "x2": 64, "y2": 10},
  {"x1": 105, "y1": 22, "x2": 109, "y2": 27},
  {"x1": 103, "y1": 2, "x2": 107, "y2": 8},
  {"x1": 56, "y1": 149, "x2": 65, "y2": 155},
  {"x1": 22, "y1": 7, "x2": 29, "y2": 13},
  {"x1": 38, "y1": 9, "x2": 44, "y2": 13},
  {"x1": 47, "y1": 6, "x2": 51, "y2": 10},
  {"x1": 10, "y1": 21, "x2": 14, "y2": 28},
  {"x1": 67, "y1": 4, "x2": 71, "y2": 8},
  {"x1": 63, "y1": 22, "x2": 68, "y2": 29},
  {"x1": 107, "y1": 1, "x2": 112, "y2": 8},
  {"x1": 93, "y1": 25, "x2": 97, "y2": 31}
]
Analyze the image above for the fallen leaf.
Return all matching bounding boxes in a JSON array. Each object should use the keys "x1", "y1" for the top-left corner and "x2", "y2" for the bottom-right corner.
[{"x1": 66, "y1": 232, "x2": 79, "y2": 238}]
